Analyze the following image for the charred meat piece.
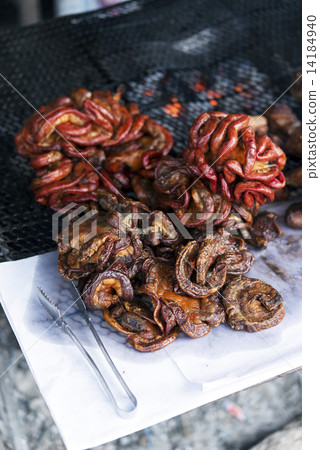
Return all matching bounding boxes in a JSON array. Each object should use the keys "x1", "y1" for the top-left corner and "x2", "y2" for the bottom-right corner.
[
  {"x1": 175, "y1": 240, "x2": 226, "y2": 298},
  {"x1": 175, "y1": 229, "x2": 254, "y2": 298},
  {"x1": 103, "y1": 300, "x2": 179, "y2": 352},
  {"x1": 284, "y1": 129, "x2": 302, "y2": 157},
  {"x1": 138, "y1": 258, "x2": 225, "y2": 339},
  {"x1": 221, "y1": 275, "x2": 285, "y2": 332},
  {"x1": 266, "y1": 104, "x2": 301, "y2": 138},
  {"x1": 160, "y1": 296, "x2": 211, "y2": 338},
  {"x1": 143, "y1": 210, "x2": 180, "y2": 248},
  {"x1": 248, "y1": 115, "x2": 268, "y2": 136},
  {"x1": 131, "y1": 175, "x2": 158, "y2": 208},
  {"x1": 285, "y1": 202, "x2": 302, "y2": 229},
  {"x1": 98, "y1": 190, "x2": 180, "y2": 249},
  {"x1": 175, "y1": 181, "x2": 232, "y2": 228},
  {"x1": 57, "y1": 213, "x2": 120, "y2": 280},
  {"x1": 199, "y1": 294, "x2": 227, "y2": 327},
  {"x1": 161, "y1": 292, "x2": 226, "y2": 338},
  {"x1": 126, "y1": 327, "x2": 179, "y2": 352},
  {"x1": 82, "y1": 268, "x2": 134, "y2": 310},
  {"x1": 248, "y1": 211, "x2": 283, "y2": 248},
  {"x1": 98, "y1": 190, "x2": 150, "y2": 215},
  {"x1": 137, "y1": 257, "x2": 176, "y2": 333},
  {"x1": 57, "y1": 211, "x2": 143, "y2": 280}
]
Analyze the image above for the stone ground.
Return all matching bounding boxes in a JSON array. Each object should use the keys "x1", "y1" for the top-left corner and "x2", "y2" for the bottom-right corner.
[{"x1": 0, "y1": 307, "x2": 302, "y2": 450}]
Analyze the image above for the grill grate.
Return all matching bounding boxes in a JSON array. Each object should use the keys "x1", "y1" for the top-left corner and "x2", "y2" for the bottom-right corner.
[{"x1": 0, "y1": 0, "x2": 301, "y2": 261}]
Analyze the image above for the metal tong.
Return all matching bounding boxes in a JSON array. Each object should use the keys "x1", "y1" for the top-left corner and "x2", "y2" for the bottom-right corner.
[{"x1": 37, "y1": 286, "x2": 137, "y2": 418}]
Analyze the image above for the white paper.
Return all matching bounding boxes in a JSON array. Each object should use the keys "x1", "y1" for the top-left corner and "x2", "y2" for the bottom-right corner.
[{"x1": 0, "y1": 201, "x2": 301, "y2": 450}]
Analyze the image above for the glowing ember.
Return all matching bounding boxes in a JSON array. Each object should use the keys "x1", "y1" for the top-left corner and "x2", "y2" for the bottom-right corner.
[
  {"x1": 191, "y1": 82, "x2": 206, "y2": 92},
  {"x1": 240, "y1": 92, "x2": 252, "y2": 98},
  {"x1": 206, "y1": 90, "x2": 222, "y2": 100},
  {"x1": 234, "y1": 86, "x2": 243, "y2": 92},
  {"x1": 143, "y1": 90, "x2": 154, "y2": 97},
  {"x1": 209, "y1": 99, "x2": 218, "y2": 106},
  {"x1": 163, "y1": 99, "x2": 183, "y2": 118}
]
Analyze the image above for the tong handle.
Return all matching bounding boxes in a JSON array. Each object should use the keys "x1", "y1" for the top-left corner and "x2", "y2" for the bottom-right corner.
[
  {"x1": 63, "y1": 322, "x2": 136, "y2": 418},
  {"x1": 87, "y1": 319, "x2": 137, "y2": 411},
  {"x1": 71, "y1": 282, "x2": 137, "y2": 417}
]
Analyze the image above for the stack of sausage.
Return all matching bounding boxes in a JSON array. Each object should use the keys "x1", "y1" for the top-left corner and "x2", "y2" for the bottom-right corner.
[
  {"x1": 16, "y1": 89, "x2": 287, "y2": 229},
  {"x1": 15, "y1": 88, "x2": 173, "y2": 210}
]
